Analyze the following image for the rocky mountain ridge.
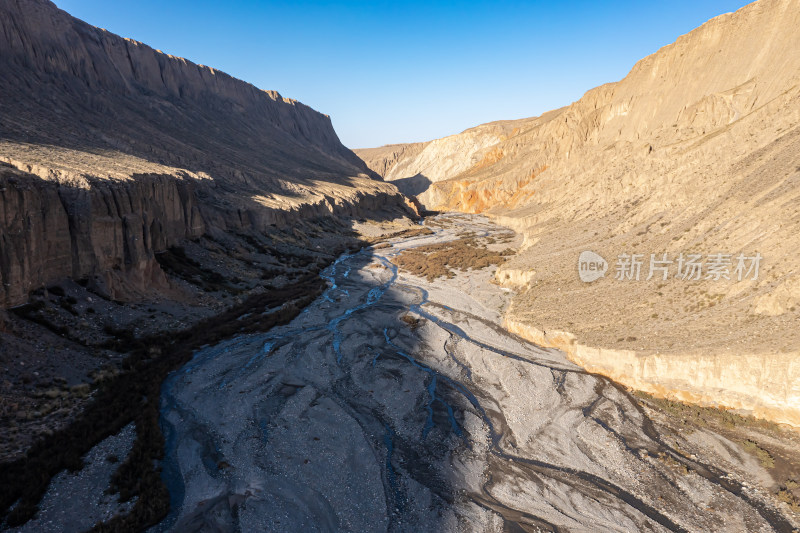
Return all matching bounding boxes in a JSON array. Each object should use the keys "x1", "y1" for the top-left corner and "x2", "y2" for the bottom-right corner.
[{"x1": 0, "y1": 0, "x2": 414, "y2": 307}]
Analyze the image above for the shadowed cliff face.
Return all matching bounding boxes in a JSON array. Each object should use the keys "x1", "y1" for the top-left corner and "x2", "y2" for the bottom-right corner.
[
  {"x1": 353, "y1": 0, "x2": 800, "y2": 426},
  {"x1": 0, "y1": 0, "x2": 414, "y2": 307},
  {"x1": 0, "y1": 166, "x2": 201, "y2": 306},
  {"x1": 0, "y1": 0, "x2": 368, "y2": 177},
  {"x1": 0, "y1": 4, "x2": 421, "y2": 524},
  {"x1": 0, "y1": 164, "x2": 410, "y2": 306}
]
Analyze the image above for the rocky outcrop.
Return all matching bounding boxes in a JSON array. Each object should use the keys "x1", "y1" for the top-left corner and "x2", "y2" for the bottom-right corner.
[
  {"x1": 504, "y1": 318, "x2": 800, "y2": 428},
  {"x1": 0, "y1": 159, "x2": 407, "y2": 306},
  {"x1": 0, "y1": 166, "x2": 199, "y2": 305},
  {"x1": 357, "y1": 0, "x2": 800, "y2": 425},
  {"x1": 0, "y1": 0, "x2": 413, "y2": 307}
]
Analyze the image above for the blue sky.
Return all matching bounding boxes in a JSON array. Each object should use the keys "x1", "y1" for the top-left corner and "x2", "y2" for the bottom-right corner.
[{"x1": 55, "y1": 1, "x2": 753, "y2": 148}]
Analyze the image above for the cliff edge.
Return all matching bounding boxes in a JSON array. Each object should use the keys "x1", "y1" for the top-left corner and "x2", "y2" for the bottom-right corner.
[{"x1": 0, "y1": 0, "x2": 413, "y2": 307}]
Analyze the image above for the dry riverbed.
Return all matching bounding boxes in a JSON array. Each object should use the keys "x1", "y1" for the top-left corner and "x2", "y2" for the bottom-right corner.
[
  {"x1": 150, "y1": 214, "x2": 799, "y2": 531},
  {"x1": 12, "y1": 214, "x2": 800, "y2": 532}
]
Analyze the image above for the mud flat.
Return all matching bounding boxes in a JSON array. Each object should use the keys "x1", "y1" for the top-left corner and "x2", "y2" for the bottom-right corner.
[{"x1": 148, "y1": 214, "x2": 798, "y2": 532}]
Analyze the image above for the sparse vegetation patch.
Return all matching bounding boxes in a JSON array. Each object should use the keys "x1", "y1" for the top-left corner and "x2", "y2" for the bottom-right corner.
[{"x1": 393, "y1": 237, "x2": 514, "y2": 281}]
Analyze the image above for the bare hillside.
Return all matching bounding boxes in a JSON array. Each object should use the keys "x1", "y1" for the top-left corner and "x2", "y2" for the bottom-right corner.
[{"x1": 356, "y1": 0, "x2": 800, "y2": 426}]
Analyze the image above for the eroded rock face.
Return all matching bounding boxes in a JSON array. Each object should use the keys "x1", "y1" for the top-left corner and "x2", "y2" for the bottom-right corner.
[
  {"x1": 363, "y1": 0, "x2": 800, "y2": 215},
  {"x1": 354, "y1": 122, "x2": 522, "y2": 199},
  {"x1": 0, "y1": 0, "x2": 412, "y2": 306},
  {"x1": 354, "y1": 142, "x2": 430, "y2": 180},
  {"x1": 0, "y1": 167, "x2": 202, "y2": 305},
  {"x1": 354, "y1": 0, "x2": 800, "y2": 425},
  {"x1": 0, "y1": 163, "x2": 410, "y2": 306}
]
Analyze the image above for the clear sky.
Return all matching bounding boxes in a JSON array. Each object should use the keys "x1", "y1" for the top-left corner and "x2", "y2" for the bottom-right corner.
[{"x1": 55, "y1": 1, "x2": 753, "y2": 148}]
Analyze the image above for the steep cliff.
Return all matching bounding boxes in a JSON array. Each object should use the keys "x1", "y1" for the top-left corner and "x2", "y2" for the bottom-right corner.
[
  {"x1": 358, "y1": 0, "x2": 800, "y2": 425},
  {"x1": 0, "y1": 0, "x2": 411, "y2": 307}
]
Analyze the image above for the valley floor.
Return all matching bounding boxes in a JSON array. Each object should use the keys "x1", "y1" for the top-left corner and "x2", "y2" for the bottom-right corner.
[{"x1": 12, "y1": 214, "x2": 800, "y2": 532}]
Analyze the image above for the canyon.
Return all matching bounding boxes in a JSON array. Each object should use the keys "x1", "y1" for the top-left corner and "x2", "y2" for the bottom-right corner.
[
  {"x1": 0, "y1": 0, "x2": 419, "y2": 528},
  {"x1": 1, "y1": 0, "x2": 799, "y2": 531},
  {"x1": 356, "y1": 0, "x2": 800, "y2": 429}
]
